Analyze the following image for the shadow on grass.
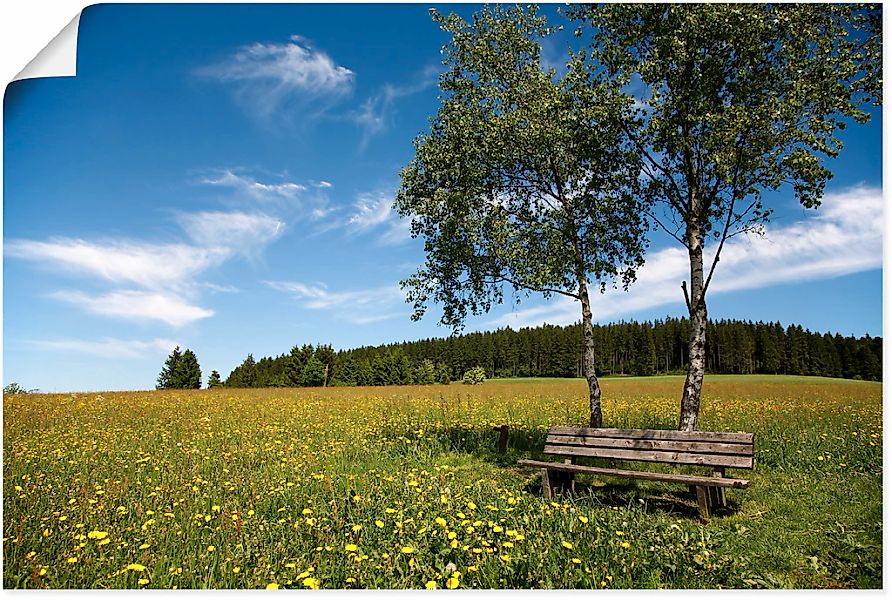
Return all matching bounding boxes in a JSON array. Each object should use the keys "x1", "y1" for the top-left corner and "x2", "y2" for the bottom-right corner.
[{"x1": 409, "y1": 424, "x2": 742, "y2": 520}]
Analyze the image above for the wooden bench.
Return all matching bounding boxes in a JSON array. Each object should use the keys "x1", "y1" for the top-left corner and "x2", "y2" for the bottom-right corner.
[{"x1": 518, "y1": 426, "x2": 754, "y2": 518}]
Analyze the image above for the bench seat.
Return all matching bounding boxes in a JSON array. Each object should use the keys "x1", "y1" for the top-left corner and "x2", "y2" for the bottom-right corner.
[
  {"x1": 519, "y1": 426, "x2": 755, "y2": 518},
  {"x1": 517, "y1": 459, "x2": 751, "y2": 488}
]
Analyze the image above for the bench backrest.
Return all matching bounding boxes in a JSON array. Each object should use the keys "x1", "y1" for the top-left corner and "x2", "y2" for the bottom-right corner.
[{"x1": 544, "y1": 426, "x2": 755, "y2": 470}]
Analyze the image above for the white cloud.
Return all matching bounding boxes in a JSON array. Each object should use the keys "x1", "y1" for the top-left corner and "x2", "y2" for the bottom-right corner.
[
  {"x1": 351, "y1": 66, "x2": 438, "y2": 148},
  {"x1": 177, "y1": 211, "x2": 284, "y2": 253},
  {"x1": 494, "y1": 185, "x2": 883, "y2": 328},
  {"x1": 30, "y1": 337, "x2": 180, "y2": 359},
  {"x1": 49, "y1": 290, "x2": 214, "y2": 328},
  {"x1": 347, "y1": 191, "x2": 412, "y2": 245},
  {"x1": 264, "y1": 280, "x2": 404, "y2": 324},
  {"x1": 199, "y1": 35, "x2": 354, "y2": 119},
  {"x1": 200, "y1": 170, "x2": 306, "y2": 202},
  {"x1": 5, "y1": 238, "x2": 228, "y2": 289}
]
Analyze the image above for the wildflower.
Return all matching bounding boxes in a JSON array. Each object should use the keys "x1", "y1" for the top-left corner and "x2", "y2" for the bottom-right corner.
[
  {"x1": 561, "y1": 541, "x2": 573, "y2": 550},
  {"x1": 345, "y1": 544, "x2": 358, "y2": 552},
  {"x1": 621, "y1": 541, "x2": 630, "y2": 549},
  {"x1": 207, "y1": 545, "x2": 215, "y2": 552},
  {"x1": 67, "y1": 557, "x2": 78, "y2": 564},
  {"x1": 446, "y1": 577, "x2": 459, "y2": 589},
  {"x1": 375, "y1": 520, "x2": 385, "y2": 528},
  {"x1": 352, "y1": 524, "x2": 362, "y2": 532},
  {"x1": 425, "y1": 581, "x2": 438, "y2": 589},
  {"x1": 401, "y1": 546, "x2": 414, "y2": 554},
  {"x1": 578, "y1": 516, "x2": 589, "y2": 524},
  {"x1": 435, "y1": 517, "x2": 447, "y2": 527},
  {"x1": 138, "y1": 578, "x2": 149, "y2": 585},
  {"x1": 233, "y1": 567, "x2": 241, "y2": 574},
  {"x1": 87, "y1": 530, "x2": 108, "y2": 540},
  {"x1": 492, "y1": 525, "x2": 503, "y2": 533},
  {"x1": 302, "y1": 577, "x2": 321, "y2": 589},
  {"x1": 266, "y1": 583, "x2": 279, "y2": 589},
  {"x1": 39, "y1": 568, "x2": 47, "y2": 576},
  {"x1": 571, "y1": 558, "x2": 581, "y2": 564},
  {"x1": 139, "y1": 543, "x2": 150, "y2": 550},
  {"x1": 126, "y1": 563, "x2": 146, "y2": 572}
]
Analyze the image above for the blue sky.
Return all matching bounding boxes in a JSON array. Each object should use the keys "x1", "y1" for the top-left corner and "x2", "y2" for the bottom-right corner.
[{"x1": 3, "y1": 4, "x2": 882, "y2": 392}]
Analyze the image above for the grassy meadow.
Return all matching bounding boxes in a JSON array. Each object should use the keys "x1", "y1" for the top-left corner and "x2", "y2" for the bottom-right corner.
[{"x1": 3, "y1": 375, "x2": 882, "y2": 589}]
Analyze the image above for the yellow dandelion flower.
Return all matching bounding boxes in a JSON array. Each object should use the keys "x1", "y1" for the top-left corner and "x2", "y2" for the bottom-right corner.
[
  {"x1": 138, "y1": 578, "x2": 149, "y2": 585},
  {"x1": 375, "y1": 520, "x2": 384, "y2": 528},
  {"x1": 67, "y1": 557, "x2": 78, "y2": 564},
  {"x1": 302, "y1": 508, "x2": 313, "y2": 515},
  {"x1": 233, "y1": 567, "x2": 241, "y2": 574},
  {"x1": 401, "y1": 546, "x2": 414, "y2": 554},
  {"x1": 621, "y1": 541, "x2": 630, "y2": 549},
  {"x1": 578, "y1": 516, "x2": 588, "y2": 524},
  {"x1": 466, "y1": 502, "x2": 477, "y2": 510},
  {"x1": 492, "y1": 525, "x2": 503, "y2": 533},
  {"x1": 345, "y1": 544, "x2": 358, "y2": 552},
  {"x1": 352, "y1": 524, "x2": 362, "y2": 532},
  {"x1": 97, "y1": 538, "x2": 110, "y2": 546},
  {"x1": 561, "y1": 541, "x2": 573, "y2": 550},
  {"x1": 126, "y1": 563, "x2": 146, "y2": 572},
  {"x1": 207, "y1": 545, "x2": 215, "y2": 552},
  {"x1": 435, "y1": 517, "x2": 447, "y2": 527},
  {"x1": 302, "y1": 577, "x2": 320, "y2": 589},
  {"x1": 571, "y1": 558, "x2": 582, "y2": 564},
  {"x1": 446, "y1": 577, "x2": 459, "y2": 589},
  {"x1": 87, "y1": 530, "x2": 108, "y2": 540},
  {"x1": 39, "y1": 568, "x2": 47, "y2": 576},
  {"x1": 266, "y1": 583, "x2": 279, "y2": 589},
  {"x1": 425, "y1": 581, "x2": 438, "y2": 589}
]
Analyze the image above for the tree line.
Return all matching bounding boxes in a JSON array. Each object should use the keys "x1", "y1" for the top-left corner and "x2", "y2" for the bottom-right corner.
[{"x1": 212, "y1": 318, "x2": 881, "y2": 389}]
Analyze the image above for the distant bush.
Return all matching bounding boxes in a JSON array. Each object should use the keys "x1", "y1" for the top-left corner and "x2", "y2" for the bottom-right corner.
[
  {"x1": 462, "y1": 366, "x2": 487, "y2": 385},
  {"x1": 4, "y1": 383, "x2": 35, "y2": 395}
]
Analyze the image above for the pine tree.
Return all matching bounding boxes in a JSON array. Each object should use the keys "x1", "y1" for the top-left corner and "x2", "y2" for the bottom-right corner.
[
  {"x1": 300, "y1": 355, "x2": 326, "y2": 387},
  {"x1": 157, "y1": 346, "x2": 182, "y2": 390},
  {"x1": 174, "y1": 349, "x2": 202, "y2": 389},
  {"x1": 207, "y1": 370, "x2": 222, "y2": 388}
]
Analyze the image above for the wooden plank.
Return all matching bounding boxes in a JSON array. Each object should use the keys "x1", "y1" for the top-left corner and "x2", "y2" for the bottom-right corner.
[
  {"x1": 543, "y1": 443, "x2": 754, "y2": 469},
  {"x1": 548, "y1": 426, "x2": 754, "y2": 445},
  {"x1": 517, "y1": 459, "x2": 751, "y2": 488},
  {"x1": 545, "y1": 434, "x2": 753, "y2": 456},
  {"x1": 696, "y1": 486, "x2": 711, "y2": 519}
]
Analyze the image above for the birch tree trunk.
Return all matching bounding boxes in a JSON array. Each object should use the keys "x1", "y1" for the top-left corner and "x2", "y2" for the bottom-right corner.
[
  {"x1": 679, "y1": 223, "x2": 707, "y2": 432},
  {"x1": 578, "y1": 278, "x2": 603, "y2": 428}
]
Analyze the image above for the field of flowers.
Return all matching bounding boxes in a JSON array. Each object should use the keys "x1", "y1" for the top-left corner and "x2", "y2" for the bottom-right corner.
[{"x1": 3, "y1": 375, "x2": 882, "y2": 589}]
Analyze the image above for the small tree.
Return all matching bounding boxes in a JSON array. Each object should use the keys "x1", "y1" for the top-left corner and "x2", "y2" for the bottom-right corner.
[
  {"x1": 207, "y1": 370, "x2": 222, "y2": 388},
  {"x1": 570, "y1": 3, "x2": 881, "y2": 430},
  {"x1": 414, "y1": 358, "x2": 437, "y2": 385},
  {"x1": 435, "y1": 362, "x2": 452, "y2": 385},
  {"x1": 174, "y1": 349, "x2": 202, "y2": 389},
  {"x1": 300, "y1": 355, "x2": 327, "y2": 387},
  {"x1": 462, "y1": 366, "x2": 487, "y2": 385},
  {"x1": 157, "y1": 346, "x2": 182, "y2": 390},
  {"x1": 396, "y1": 5, "x2": 647, "y2": 427},
  {"x1": 3, "y1": 383, "x2": 34, "y2": 395}
]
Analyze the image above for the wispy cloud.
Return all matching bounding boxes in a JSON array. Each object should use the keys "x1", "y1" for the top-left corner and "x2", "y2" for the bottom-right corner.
[
  {"x1": 346, "y1": 191, "x2": 412, "y2": 245},
  {"x1": 176, "y1": 211, "x2": 285, "y2": 255},
  {"x1": 198, "y1": 35, "x2": 354, "y2": 120},
  {"x1": 264, "y1": 280, "x2": 404, "y2": 324},
  {"x1": 6, "y1": 238, "x2": 228, "y2": 290},
  {"x1": 351, "y1": 66, "x2": 438, "y2": 149},
  {"x1": 49, "y1": 290, "x2": 214, "y2": 328},
  {"x1": 29, "y1": 337, "x2": 180, "y2": 359},
  {"x1": 494, "y1": 185, "x2": 883, "y2": 328},
  {"x1": 200, "y1": 170, "x2": 306, "y2": 202}
]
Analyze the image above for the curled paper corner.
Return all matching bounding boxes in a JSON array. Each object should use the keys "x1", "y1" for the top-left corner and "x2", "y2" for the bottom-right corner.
[{"x1": 13, "y1": 12, "x2": 82, "y2": 82}]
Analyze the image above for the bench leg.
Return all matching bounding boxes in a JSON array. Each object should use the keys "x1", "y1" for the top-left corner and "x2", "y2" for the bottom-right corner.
[
  {"x1": 562, "y1": 459, "x2": 576, "y2": 494},
  {"x1": 542, "y1": 469, "x2": 553, "y2": 500},
  {"x1": 711, "y1": 468, "x2": 727, "y2": 509},
  {"x1": 695, "y1": 486, "x2": 711, "y2": 520}
]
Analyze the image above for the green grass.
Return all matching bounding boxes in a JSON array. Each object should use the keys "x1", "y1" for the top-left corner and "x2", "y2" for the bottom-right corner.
[{"x1": 3, "y1": 375, "x2": 881, "y2": 589}]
